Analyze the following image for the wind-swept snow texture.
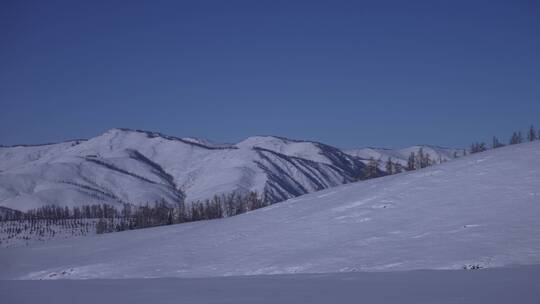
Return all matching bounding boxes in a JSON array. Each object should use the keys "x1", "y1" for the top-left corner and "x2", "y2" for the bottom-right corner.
[
  {"x1": 1, "y1": 141, "x2": 539, "y2": 279},
  {"x1": 0, "y1": 129, "x2": 364, "y2": 210}
]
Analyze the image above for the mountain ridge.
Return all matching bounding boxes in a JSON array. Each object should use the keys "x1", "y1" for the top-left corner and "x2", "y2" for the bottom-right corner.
[
  {"x1": 0, "y1": 128, "x2": 465, "y2": 211},
  {"x1": 0, "y1": 129, "x2": 365, "y2": 210}
]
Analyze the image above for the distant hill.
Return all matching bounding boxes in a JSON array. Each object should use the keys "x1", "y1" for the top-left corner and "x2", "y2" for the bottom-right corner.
[
  {"x1": 344, "y1": 145, "x2": 465, "y2": 169},
  {"x1": 0, "y1": 129, "x2": 364, "y2": 210}
]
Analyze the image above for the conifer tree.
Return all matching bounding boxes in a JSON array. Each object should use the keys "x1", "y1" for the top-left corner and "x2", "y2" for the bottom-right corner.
[
  {"x1": 470, "y1": 142, "x2": 486, "y2": 153},
  {"x1": 385, "y1": 158, "x2": 394, "y2": 175},
  {"x1": 492, "y1": 136, "x2": 504, "y2": 149},
  {"x1": 422, "y1": 153, "x2": 431, "y2": 168},
  {"x1": 415, "y1": 148, "x2": 424, "y2": 169},
  {"x1": 363, "y1": 157, "x2": 380, "y2": 179},
  {"x1": 95, "y1": 218, "x2": 108, "y2": 234},
  {"x1": 407, "y1": 152, "x2": 416, "y2": 171},
  {"x1": 394, "y1": 162, "x2": 403, "y2": 173},
  {"x1": 509, "y1": 132, "x2": 522, "y2": 145},
  {"x1": 528, "y1": 125, "x2": 537, "y2": 142}
]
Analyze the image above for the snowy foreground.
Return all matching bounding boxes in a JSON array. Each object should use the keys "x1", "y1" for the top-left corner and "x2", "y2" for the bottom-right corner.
[
  {"x1": 1, "y1": 141, "x2": 539, "y2": 280},
  {"x1": 2, "y1": 266, "x2": 540, "y2": 304}
]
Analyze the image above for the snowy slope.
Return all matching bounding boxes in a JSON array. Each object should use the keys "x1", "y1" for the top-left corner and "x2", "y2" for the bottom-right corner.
[
  {"x1": 237, "y1": 136, "x2": 360, "y2": 174},
  {"x1": 0, "y1": 140, "x2": 84, "y2": 171},
  {"x1": 345, "y1": 145, "x2": 465, "y2": 168},
  {"x1": 0, "y1": 129, "x2": 364, "y2": 210},
  {"x1": 1, "y1": 141, "x2": 539, "y2": 279}
]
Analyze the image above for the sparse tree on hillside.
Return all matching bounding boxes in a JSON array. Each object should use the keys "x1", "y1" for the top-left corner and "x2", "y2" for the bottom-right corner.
[
  {"x1": 363, "y1": 157, "x2": 380, "y2": 179},
  {"x1": 528, "y1": 125, "x2": 537, "y2": 142},
  {"x1": 95, "y1": 218, "x2": 108, "y2": 234},
  {"x1": 492, "y1": 136, "x2": 504, "y2": 149},
  {"x1": 510, "y1": 132, "x2": 518, "y2": 145},
  {"x1": 175, "y1": 201, "x2": 186, "y2": 223},
  {"x1": 414, "y1": 148, "x2": 431, "y2": 169},
  {"x1": 422, "y1": 152, "x2": 431, "y2": 168},
  {"x1": 407, "y1": 152, "x2": 416, "y2": 171},
  {"x1": 385, "y1": 158, "x2": 394, "y2": 175},
  {"x1": 394, "y1": 162, "x2": 403, "y2": 173},
  {"x1": 510, "y1": 131, "x2": 523, "y2": 145},
  {"x1": 470, "y1": 142, "x2": 487, "y2": 154},
  {"x1": 415, "y1": 148, "x2": 424, "y2": 169}
]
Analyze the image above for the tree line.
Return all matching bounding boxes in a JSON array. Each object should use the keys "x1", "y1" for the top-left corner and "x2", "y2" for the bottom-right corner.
[
  {"x1": 470, "y1": 124, "x2": 539, "y2": 153},
  {"x1": 1, "y1": 192, "x2": 269, "y2": 234},
  {"x1": 360, "y1": 146, "x2": 455, "y2": 179},
  {"x1": 360, "y1": 124, "x2": 539, "y2": 179},
  {"x1": 0, "y1": 219, "x2": 95, "y2": 247}
]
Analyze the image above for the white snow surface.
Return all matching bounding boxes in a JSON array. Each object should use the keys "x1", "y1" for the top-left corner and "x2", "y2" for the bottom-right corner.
[
  {"x1": 2, "y1": 266, "x2": 539, "y2": 303},
  {"x1": 0, "y1": 129, "x2": 363, "y2": 210},
  {"x1": 0, "y1": 141, "x2": 539, "y2": 279}
]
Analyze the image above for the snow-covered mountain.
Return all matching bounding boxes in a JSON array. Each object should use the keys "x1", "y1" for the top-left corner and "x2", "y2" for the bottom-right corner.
[
  {"x1": 345, "y1": 145, "x2": 465, "y2": 168},
  {"x1": 1, "y1": 141, "x2": 538, "y2": 279},
  {"x1": 0, "y1": 129, "x2": 364, "y2": 211}
]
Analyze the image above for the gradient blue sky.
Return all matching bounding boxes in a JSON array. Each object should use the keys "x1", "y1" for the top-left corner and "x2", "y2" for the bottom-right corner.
[{"x1": 1, "y1": 0, "x2": 539, "y2": 148}]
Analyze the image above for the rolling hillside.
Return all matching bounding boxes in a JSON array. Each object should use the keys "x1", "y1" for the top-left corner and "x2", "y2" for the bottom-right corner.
[{"x1": 1, "y1": 141, "x2": 538, "y2": 279}]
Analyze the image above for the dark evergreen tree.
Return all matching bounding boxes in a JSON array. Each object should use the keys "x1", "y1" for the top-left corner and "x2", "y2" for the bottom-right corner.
[
  {"x1": 407, "y1": 152, "x2": 416, "y2": 171},
  {"x1": 510, "y1": 132, "x2": 518, "y2": 145},
  {"x1": 422, "y1": 152, "x2": 431, "y2": 168},
  {"x1": 470, "y1": 142, "x2": 487, "y2": 153},
  {"x1": 413, "y1": 148, "x2": 432, "y2": 169},
  {"x1": 492, "y1": 136, "x2": 504, "y2": 149},
  {"x1": 415, "y1": 148, "x2": 424, "y2": 169},
  {"x1": 385, "y1": 158, "x2": 394, "y2": 175},
  {"x1": 528, "y1": 125, "x2": 537, "y2": 142},
  {"x1": 394, "y1": 162, "x2": 403, "y2": 173},
  {"x1": 362, "y1": 157, "x2": 380, "y2": 179},
  {"x1": 95, "y1": 218, "x2": 108, "y2": 234}
]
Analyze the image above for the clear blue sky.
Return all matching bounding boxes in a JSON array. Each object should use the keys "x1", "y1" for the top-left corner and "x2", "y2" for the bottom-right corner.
[{"x1": 1, "y1": 0, "x2": 539, "y2": 148}]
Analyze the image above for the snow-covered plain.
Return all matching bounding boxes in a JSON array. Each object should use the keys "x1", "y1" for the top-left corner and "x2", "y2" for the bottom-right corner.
[
  {"x1": 2, "y1": 266, "x2": 539, "y2": 304},
  {"x1": 1, "y1": 141, "x2": 539, "y2": 280}
]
